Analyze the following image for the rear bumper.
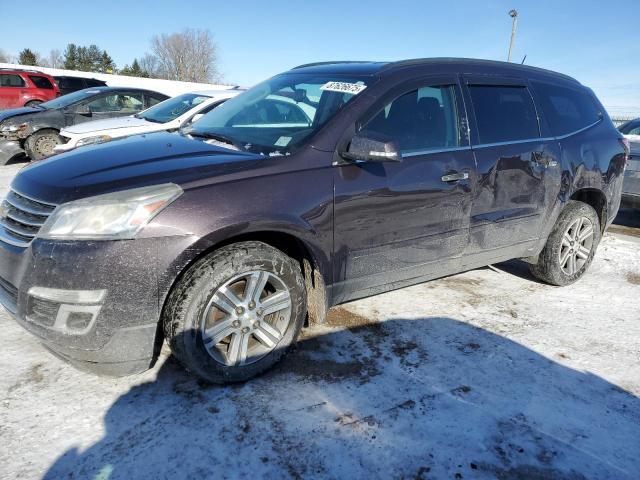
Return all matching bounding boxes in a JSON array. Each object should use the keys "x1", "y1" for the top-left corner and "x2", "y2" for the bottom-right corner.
[
  {"x1": 0, "y1": 235, "x2": 194, "y2": 376},
  {"x1": 0, "y1": 140, "x2": 26, "y2": 165}
]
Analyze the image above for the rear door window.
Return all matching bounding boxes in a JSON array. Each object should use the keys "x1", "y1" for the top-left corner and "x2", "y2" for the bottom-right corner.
[
  {"x1": 29, "y1": 76, "x2": 54, "y2": 89},
  {"x1": 86, "y1": 93, "x2": 144, "y2": 113},
  {"x1": 531, "y1": 81, "x2": 600, "y2": 136},
  {"x1": 0, "y1": 74, "x2": 26, "y2": 87},
  {"x1": 468, "y1": 85, "x2": 539, "y2": 144},
  {"x1": 360, "y1": 84, "x2": 460, "y2": 153}
]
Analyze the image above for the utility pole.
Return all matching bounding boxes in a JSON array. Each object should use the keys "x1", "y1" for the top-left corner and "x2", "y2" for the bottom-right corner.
[{"x1": 507, "y1": 9, "x2": 518, "y2": 62}]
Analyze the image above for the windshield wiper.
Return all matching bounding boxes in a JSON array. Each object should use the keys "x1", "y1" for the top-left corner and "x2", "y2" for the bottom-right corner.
[{"x1": 188, "y1": 131, "x2": 239, "y2": 148}]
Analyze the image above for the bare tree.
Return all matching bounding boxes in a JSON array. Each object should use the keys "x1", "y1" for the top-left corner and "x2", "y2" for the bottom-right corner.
[
  {"x1": 150, "y1": 28, "x2": 221, "y2": 83},
  {"x1": 138, "y1": 53, "x2": 161, "y2": 78},
  {"x1": 44, "y1": 49, "x2": 63, "y2": 69},
  {"x1": 0, "y1": 49, "x2": 10, "y2": 63}
]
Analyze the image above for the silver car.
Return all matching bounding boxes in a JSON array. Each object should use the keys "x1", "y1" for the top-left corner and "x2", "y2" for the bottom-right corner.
[{"x1": 618, "y1": 119, "x2": 640, "y2": 208}]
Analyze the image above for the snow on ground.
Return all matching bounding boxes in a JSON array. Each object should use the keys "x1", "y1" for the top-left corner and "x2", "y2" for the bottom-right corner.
[{"x1": 0, "y1": 163, "x2": 638, "y2": 479}]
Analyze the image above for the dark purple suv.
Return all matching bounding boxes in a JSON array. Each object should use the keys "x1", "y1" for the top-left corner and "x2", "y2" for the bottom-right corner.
[{"x1": 0, "y1": 59, "x2": 627, "y2": 383}]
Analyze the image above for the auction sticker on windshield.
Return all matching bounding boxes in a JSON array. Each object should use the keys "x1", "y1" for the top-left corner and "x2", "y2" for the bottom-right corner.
[{"x1": 320, "y1": 81, "x2": 367, "y2": 95}]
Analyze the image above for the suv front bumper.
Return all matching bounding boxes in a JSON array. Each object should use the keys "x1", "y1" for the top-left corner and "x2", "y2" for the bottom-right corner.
[{"x1": 0, "y1": 235, "x2": 193, "y2": 376}]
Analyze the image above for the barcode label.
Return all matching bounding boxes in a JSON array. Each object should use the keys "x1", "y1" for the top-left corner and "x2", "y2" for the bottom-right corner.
[{"x1": 320, "y1": 81, "x2": 367, "y2": 95}]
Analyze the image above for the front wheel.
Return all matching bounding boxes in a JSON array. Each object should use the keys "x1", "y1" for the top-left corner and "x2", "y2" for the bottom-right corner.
[
  {"x1": 530, "y1": 200, "x2": 601, "y2": 286},
  {"x1": 163, "y1": 241, "x2": 306, "y2": 383},
  {"x1": 25, "y1": 129, "x2": 62, "y2": 160}
]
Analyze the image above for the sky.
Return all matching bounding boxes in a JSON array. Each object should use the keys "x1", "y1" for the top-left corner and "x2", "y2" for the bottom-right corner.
[{"x1": 2, "y1": 0, "x2": 639, "y2": 115}]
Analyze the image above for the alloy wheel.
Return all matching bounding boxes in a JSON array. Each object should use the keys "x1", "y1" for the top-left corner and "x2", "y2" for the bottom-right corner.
[
  {"x1": 559, "y1": 216, "x2": 594, "y2": 276},
  {"x1": 200, "y1": 270, "x2": 292, "y2": 366}
]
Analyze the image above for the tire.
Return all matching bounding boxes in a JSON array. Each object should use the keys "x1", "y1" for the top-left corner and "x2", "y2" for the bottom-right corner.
[
  {"x1": 162, "y1": 241, "x2": 306, "y2": 383},
  {"x1": 24, "y1": 129, "x2": 62, "y2": 160},
  {"x1": 530, "y1": 200, "x2": 601, "y2": 286},
  {"x1": 25, "y1": 100, "x2": 42, "y2": 108}
]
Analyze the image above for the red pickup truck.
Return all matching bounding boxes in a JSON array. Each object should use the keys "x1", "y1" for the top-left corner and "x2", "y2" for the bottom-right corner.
[{"x1": 0, "y1": 69, "x2": 60, "y2": 109}]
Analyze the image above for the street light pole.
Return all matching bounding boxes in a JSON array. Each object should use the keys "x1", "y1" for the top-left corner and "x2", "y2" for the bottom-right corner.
[{"x1": 507, "y1": 9, "x2": 518, "y2": 62}]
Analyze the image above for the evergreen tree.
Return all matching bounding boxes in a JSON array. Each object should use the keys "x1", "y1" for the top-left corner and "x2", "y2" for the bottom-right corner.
[
  {"x1": 18, "y1": 48, "x2": 38, "y2": 66},
  {"x1": 119, "y1": 59, "x2": 149, "y2": 78},
  {"x1": 99, "y1": 51, "x2": 115, "y2": 73},
  {"x1": 63, "y1": 44, "x2": 79, "y2": 70}
]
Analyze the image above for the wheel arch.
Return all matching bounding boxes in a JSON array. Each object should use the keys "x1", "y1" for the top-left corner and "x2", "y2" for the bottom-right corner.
[
  {"x1": 158, "y1": 228, "x2": 330, "y2": 346},
  {"x1": 569, "y1": 188, "x2": 608, "y2": 232}
]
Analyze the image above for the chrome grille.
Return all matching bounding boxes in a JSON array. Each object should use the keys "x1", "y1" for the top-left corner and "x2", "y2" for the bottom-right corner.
[
  {"x1": 0, "y1": 275, "x2": 17, "y2": 313},
  {"x1": 0, "y1": 189, "x2": 57, "y2": 248}
]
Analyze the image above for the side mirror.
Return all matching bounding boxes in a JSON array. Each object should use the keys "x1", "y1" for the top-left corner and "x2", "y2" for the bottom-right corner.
[
  {"x1": 75, "y1": 105, "x2": 92, "y2": 116},
  {"x1": 340, "y1": 132, "x2": 402, "y2": 163}
]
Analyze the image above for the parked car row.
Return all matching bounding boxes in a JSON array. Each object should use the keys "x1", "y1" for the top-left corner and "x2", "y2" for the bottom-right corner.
[
  {"x1": 617, "y1": 118, "x2": 640, "y2": 209},
  {"x1": 0, "y1": 58, "x2": 628, "y2": 384},
  {"x1": 0, "y1": 68, "x2": 60, "y2": 108},
  {"x1": 0, "y1": 68, "x2": 109, "y2": 110},
  {"x1": 0, "y1": 86, "x2": 169, "y2": 162},
  {"x1": 0, "y1": 85, "x2": 246, "y2": 163}
]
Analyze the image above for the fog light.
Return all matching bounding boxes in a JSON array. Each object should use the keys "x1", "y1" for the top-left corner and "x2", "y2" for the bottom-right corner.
[
  {"x1": 28, "y1": 287, "x2": 106, "y2": 304},
  {"x1": 27, "y1": 287, "x2": 106, "y2": 334}
]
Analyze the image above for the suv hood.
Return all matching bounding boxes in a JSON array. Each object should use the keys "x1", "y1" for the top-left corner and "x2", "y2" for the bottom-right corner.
[
  {"x1": 12, "y1": 132, "x2": 264, "y2": 204},
  {"x1": 63, "y1": 116, "x2": 153, "y2": 135}
]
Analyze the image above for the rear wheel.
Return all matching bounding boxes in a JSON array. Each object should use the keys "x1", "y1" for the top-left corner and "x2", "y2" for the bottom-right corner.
[
  {"x1": 163, "y1": 241, "x2": 306, "y2": 383},
  {"x1": 530, "y1": 200, "x2": 601, "y2": 286},
  {"x1": 24, "y1": 100, "x2": 42, "y2": 108},
  {"x1": 25, "y1": 129, "x2": 62, "y2": 160}
]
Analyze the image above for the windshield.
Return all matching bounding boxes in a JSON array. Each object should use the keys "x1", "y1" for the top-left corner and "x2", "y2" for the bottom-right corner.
[
  {"x1": 138, "y1": 93, "x2": 210, "y2": 123},
  {"x1": 39, "y1": 89, "x2": 105, "y2": 110},
  {"x1": 189, "y1": 73, "x2": 373, "y2": 155}
]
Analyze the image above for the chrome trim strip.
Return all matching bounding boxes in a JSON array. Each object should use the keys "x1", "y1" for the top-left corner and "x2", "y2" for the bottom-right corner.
[
  {"x1": 4, "y1": 208, "x2": 45, "y2": 227},
  {"x1": 9, "y1": 187, "x2": 57, "y2": 207},
  {"x1": 402, "y1": 146, "x2": 472, "y2": 158},
  {"x1": 0, "y1": 289, "x2": 17, "y2": 314},
  {"x1": 0, "y1": 217, "x2": 36, "y2": 238},
  {"x1": 4, "y1": 193, "x2": 55, "y2": 217},
  {"x1": 554, "y1": 119, "x2": 602, "y2": 140},
  {"x1": 472, "y1": 137, "x2": 551, "y2": 149},
  {"x1": 471, "y1": 119, "x2": 602, "y2": 150},
  {"x1": 0, "y1": 226, "x2": 31, "y2": 247}
]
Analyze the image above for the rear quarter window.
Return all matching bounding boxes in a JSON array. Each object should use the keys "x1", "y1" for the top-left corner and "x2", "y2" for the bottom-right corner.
[
  {"x1": 532, "y1": 81, "x2": 600, "y2": 136},
  {"x1": 85, "y1": 79, "x2": 106, "y2": 87},
  {"x1": 29, "y1": 76, "x2": 54, "y2": 89}
]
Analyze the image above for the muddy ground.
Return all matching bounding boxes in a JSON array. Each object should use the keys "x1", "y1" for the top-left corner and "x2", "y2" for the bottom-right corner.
[{"x1": 0, "y1": 163, "x2": 638, "y2": 479}]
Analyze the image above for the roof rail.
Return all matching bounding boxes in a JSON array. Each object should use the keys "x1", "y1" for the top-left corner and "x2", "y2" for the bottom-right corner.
[
  {"x1": 292, "y1": 61, "x2": 375, "y2": 70},
  {"x1": 380, "y1": 57, "x2": 579, "y2": 82},
  {"x1": 0, "y1": 67, "x2": 44, "y2": 74}
]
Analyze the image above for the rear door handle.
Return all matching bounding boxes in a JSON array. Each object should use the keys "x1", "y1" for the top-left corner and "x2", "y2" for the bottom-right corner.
[{"x1": 441, "y1": 172, "x2": 469, "y2": 182}]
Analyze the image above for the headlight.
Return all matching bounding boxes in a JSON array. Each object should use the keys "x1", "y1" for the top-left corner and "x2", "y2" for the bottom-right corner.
[
  {"x1": 1, "y1": 123, "x2": 28, "y2": 133},
  {"x1": 76, "y1": 135, "x2": 112, "y2": 147},
  {"x1": 38, "y1": 184, "x2": 183, "y2": 240}
]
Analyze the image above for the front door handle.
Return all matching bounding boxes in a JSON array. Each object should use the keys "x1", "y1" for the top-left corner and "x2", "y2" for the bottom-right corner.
[{"x1": 441, "y1": 172, "x2": 469, "y2": 182}]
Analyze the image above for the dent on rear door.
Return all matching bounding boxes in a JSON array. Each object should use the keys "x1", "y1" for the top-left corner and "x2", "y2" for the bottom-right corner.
[{"x1": 462, "y1": 78, "x2": 561, "y2": 259}]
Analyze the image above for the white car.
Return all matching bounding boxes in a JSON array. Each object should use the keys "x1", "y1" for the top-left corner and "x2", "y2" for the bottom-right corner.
[{"x1": 54, "y1": 89, "x2": 243, "y2": 153}]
